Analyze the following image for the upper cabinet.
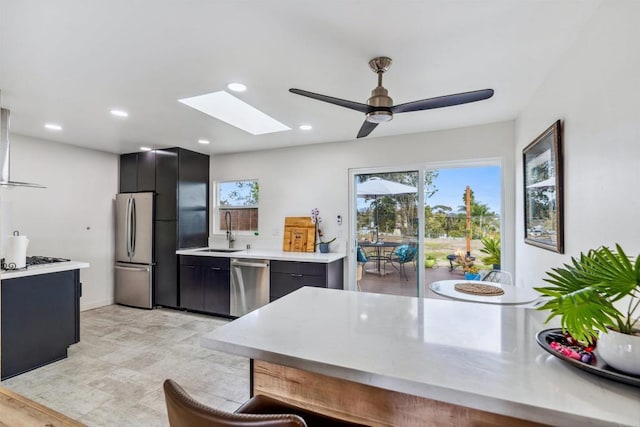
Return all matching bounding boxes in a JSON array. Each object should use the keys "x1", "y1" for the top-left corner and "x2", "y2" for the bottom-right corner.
[
  {"x1": 155, "y1": 148, "x2": 209, "y2": 222},
  {"x1": 119, "y1": 151, "x2": 156, "y2": 193}
]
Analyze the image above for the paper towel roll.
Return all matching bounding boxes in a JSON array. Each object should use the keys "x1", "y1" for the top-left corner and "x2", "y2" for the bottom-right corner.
[{"x1": 6, "y1": 235, "x2": 29, "y2": 269}]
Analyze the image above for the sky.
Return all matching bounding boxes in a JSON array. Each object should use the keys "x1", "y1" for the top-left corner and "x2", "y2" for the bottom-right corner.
[
  {"x1": 356, "y1": 166, "x2": 501, "y2": 214},
  {"x1": 427, "y1": 166, "x2": 501, "y2": 213}
]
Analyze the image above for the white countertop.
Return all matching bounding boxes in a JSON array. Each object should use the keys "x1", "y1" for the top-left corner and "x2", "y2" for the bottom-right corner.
[
  {"x1": 201, "y1": 287, "x2": 640, "y2": 427},
  {"x1": 176, "y1": 247, "x2": 345, "y2": 263},
  {"x1": 1, "y1": 261, "x2": 90, "y2": 280}
]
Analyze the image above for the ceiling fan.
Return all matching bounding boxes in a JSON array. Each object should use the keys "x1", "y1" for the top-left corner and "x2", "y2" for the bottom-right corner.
[{"x1": 289, "y1": 57, "x2": 494, "y2": 138}]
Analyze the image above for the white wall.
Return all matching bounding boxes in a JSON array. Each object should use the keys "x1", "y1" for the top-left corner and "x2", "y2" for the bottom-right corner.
[
  {"x1": 0, "y1": 134, "x2": 118, "y2": 310},
  {"x1": 515, "y1": 2, "x2": 640, "y2": 286},
  {"x1": 211, "y1": 120, "x2": 515, "y2": 289}
]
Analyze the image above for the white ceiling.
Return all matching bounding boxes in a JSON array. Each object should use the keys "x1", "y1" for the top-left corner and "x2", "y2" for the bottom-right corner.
[{"x1": 0, "y1": 0, "x2": 600, "y2": 155}]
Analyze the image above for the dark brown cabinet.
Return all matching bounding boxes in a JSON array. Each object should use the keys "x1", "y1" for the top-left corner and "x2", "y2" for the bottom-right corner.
[
  {"x1": 270, "y1": 259, "x2": 343, "y2": 301},
  {"x1": 179, "y1": 256, "x2": 231, "y2": 317},
  {"x1": 179, "y1": 262, "x2": 203, "y2": 311},
  {"x1": 119, "y1": 147, "x2": 209, "y2": 309},
  {"x1": 203, "y1": 260, "x2": 231, "y2": 315},
  {"x1": 119, "y1": 151, "x2": 156, "y2": 193},
  {"x1": 1, "y1": 270, "x2": 81, "y2": 380}
]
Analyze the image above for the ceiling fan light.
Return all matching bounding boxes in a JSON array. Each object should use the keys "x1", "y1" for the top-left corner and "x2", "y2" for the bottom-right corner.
[{"x1": 366, "y1": 111, "x2": 393, "y2": 123}]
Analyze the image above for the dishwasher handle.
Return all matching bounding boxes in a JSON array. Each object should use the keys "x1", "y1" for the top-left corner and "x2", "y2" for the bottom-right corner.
[{"x1": 231, "y1": 261, "x2": 269, "y2": 268}]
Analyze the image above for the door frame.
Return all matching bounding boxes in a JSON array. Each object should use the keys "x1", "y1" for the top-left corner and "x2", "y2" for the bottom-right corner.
[{"x1": 348, "y1": 165, "x2": 426, "y2": 297}]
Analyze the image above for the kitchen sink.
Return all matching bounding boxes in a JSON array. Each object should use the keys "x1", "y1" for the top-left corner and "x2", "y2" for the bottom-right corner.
[{"x1": 196, "y1": 248, "x2": 243, "y2": 253}]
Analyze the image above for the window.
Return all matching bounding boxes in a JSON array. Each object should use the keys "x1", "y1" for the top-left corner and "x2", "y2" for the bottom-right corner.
[{"x1": 216, "y1": 180, "x2": 259, "y2": 233}]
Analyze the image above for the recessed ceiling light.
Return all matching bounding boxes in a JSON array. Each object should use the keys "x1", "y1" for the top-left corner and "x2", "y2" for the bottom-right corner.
[
  {"x1": 227, "y1": 82, "x2": 247, "y2": 92},
  {"x1": 140, "y1": 146, "x2": 152, "y2": 151},
  {"x1": 198, "y1": 139, "x2": 210, "y2": 145},
  {"x1": 44, "y1": 123, "x2": 62, "y2": 131},
  {"x1": 178, "y1": 91, "x2": 290, "y2": 135},
  {"x1": 299, "y1": 124, "x2": 313, "y2": 131},
  {"x1": 110, "y1": 109, "x2": 129, "y2": 118}
]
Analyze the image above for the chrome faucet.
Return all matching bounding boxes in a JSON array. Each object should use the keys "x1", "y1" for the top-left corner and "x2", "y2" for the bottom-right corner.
[{"x1": 225, "y1": 211, "x2": 235, "y2": 248}]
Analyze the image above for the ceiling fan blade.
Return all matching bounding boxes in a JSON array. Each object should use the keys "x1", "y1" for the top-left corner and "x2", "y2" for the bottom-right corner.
[
  {"x1": 390, "y1": 89, "x2": 494, "y2": 114},
  {"x1": 357, "y1": 120, "x2": 379, "y2": 138},
  {"x1": 289, "y1": 88, "x2": 372, "y2": 113}
]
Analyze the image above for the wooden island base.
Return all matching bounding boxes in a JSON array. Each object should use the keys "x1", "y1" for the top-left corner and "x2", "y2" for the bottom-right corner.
[
  {"x1": 0, "y1": 386, "x2": 84, "y2": 426},
  {"x1": 252, "y1": 360, "x2": 545, "y2": 427}
]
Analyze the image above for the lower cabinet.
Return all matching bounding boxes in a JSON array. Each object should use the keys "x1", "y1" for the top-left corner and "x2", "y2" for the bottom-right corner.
[
  {"x1": 1, "y1": 270, "x2": 81, "y2": 380},
  {"x1": 270, "y1": 259, "x2": 343, "y2": 301},
  {"x1": 178, "y1": 256, "x2": 344, "y2": 316},
  {"x1": 179, "y1": 256, "x2": 230, "y2": 316}
]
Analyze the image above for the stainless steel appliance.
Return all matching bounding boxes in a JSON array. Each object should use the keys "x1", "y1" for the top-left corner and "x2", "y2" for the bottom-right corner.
[
  {"x1": 0, "y1": 101, "x2": 45, "y2": 188},
  {"x1": 230, "y1": 258, "x2": 269, "y2": 316},
  {"x1": 1, "y1": 256, "x2": 70, "y2": 271},
  {"x1": 115, "y1": 192, "x2": 154, "y2": 309}
]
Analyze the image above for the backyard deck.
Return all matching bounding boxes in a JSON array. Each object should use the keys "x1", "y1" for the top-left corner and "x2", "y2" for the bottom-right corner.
[{"x1": 358, "y1": 261, "x2": 467, "y2": 298}]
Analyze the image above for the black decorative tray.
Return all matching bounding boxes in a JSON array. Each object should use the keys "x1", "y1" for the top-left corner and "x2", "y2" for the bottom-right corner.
[{"x1": 536, "y1": 328, "x2": 640, "y2": 387}]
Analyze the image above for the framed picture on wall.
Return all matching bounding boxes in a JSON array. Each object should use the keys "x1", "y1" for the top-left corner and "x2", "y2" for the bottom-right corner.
[{"x1": 523, "y1": 120, "x2": 564, "y2": 253}]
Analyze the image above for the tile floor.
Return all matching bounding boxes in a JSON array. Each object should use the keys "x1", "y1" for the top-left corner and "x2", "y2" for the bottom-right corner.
[{"x1": 1, "y1": 305, "x2": 249, "y2": 426}]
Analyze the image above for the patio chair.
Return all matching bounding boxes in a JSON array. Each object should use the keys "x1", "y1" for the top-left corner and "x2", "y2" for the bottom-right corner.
[
  {"x1": 385, "y1": 244, "x2": 417, "y2": 281},
  {"x1": 481, "y1": 270, "x2": 513, "y2": 285},
  {"x1": 356, "y1": 246, "x2": 368, "y2": 290}
]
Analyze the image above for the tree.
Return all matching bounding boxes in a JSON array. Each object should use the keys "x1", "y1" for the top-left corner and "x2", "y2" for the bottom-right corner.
[
  {"x1": 369, "y1": 196, "x2": 396, "y2": 233},
  {"x1": 457, "y1": 188, "x2": 497, "y2": 238},
  {"x1": 357, "y1": 170, "x2": 439, "y2": 236}
]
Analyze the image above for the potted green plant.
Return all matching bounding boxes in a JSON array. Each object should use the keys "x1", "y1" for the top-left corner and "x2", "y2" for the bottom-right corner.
[
  {"x1": 424, "y1": 254, "x2": 436, "y2": 268},
  {"x1": 480, "y1": 237, "x2": 501, "y2": 270},
  {"x1": 311, "y1": 208, "x2": 335, "y2": 253},
  {"x1": 535, "y1": 244, "x2": 640, "y2": 375},
  {"x1": 464, "y1": 264, "x2": 481, "y2": 281}
]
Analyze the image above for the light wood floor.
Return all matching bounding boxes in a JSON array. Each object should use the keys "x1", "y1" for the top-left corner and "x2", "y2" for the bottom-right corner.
[{"x1": 1, "y1": 305, "x2": 248, "y2": 426}]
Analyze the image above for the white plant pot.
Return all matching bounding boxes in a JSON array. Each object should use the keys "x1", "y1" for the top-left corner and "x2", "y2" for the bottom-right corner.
[{"x1": 597, "y1": 328, "x2": 640, "y2": 376}]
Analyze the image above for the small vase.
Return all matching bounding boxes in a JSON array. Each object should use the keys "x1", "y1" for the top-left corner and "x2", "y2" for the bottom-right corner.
[
  {"x1": 597, "y1": 328, "x2": 640, "y2": 375},
  {"x1": 465, "y1": 272, "x2": 481, "y2": 281},
  {"x1": 318, "y1": 243, "x2": 330, "y2": 253}
]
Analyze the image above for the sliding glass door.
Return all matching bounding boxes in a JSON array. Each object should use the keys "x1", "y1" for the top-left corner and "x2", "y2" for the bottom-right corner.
[
  {"x1": 354, "y1": 170, "x2": 422, "y2": 297},
  {"x1": 350, "y1": 163, "x2": 503, "y2": 298}
]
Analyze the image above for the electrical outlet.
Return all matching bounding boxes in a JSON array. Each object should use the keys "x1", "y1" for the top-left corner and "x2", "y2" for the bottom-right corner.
[{"x1": 337, "y1": 215, "x2": 343, "y2": 225}]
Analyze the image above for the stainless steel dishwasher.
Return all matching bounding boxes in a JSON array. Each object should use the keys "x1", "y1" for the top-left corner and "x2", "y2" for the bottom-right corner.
[{"x1": 230, "y1": 258, "x2": 270, "y2": 316}]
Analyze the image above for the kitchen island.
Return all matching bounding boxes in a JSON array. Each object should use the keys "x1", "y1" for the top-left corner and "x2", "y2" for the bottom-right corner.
[
  {"x1": 1, "y1": 260, "x2": 89, "y2": 380},
  {"x1": 201, "y1": 287, "x2": 640, "y2": 426}
]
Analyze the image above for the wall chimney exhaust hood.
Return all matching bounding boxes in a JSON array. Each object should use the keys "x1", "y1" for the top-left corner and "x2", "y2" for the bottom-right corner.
[{"x1": 0, "y1": 107, "x2": 45, "y2": 189}]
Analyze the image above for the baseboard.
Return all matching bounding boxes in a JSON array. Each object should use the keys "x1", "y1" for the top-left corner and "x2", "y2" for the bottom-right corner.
[{"x1": 80, "y1": 298, "x2": 114, "y2": 311}]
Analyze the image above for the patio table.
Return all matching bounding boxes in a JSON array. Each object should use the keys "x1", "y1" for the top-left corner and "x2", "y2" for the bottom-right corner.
[{"x1": 358, "y1": 241, "x2": 401, "y2": 276}]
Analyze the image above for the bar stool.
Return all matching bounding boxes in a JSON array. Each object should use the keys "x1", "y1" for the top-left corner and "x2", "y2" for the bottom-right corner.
[{"x1": 163, "y1": 379, "x2": 368, "y2": 427}]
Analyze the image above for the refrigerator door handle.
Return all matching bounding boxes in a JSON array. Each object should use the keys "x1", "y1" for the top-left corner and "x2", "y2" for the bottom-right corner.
[
  {"x1": 130, "y1": 197, "x2": 137, "y2": 257},
  {"x1": 125, "y1": 197, "x2": 132, "y2": 258},
  {"x1": 115, "y1": 264, "x2": 151, "y2": 273}
]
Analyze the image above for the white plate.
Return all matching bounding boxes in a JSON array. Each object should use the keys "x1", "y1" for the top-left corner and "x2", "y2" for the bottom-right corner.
[{"x1": 429, "y1": 280, "x2": 540, "y2": 305}]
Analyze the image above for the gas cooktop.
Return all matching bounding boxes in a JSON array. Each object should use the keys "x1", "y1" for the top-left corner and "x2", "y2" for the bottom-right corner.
[{"x1": 1, "y1": 256, "x2": 70, "y2": 271}]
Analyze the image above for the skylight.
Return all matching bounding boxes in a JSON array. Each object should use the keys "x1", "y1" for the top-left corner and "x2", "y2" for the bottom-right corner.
[{"x1": 178, "y1": 91, "x2": 290, "y2": 135}]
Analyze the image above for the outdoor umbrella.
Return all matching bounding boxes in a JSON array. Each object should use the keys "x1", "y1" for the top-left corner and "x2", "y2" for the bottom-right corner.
[
  {"x1": 526, "y1": 177, "x2": 556, "y2": 188},
  {"x1": 356, "y1": 177, "x2": 417, "y2": 235}
]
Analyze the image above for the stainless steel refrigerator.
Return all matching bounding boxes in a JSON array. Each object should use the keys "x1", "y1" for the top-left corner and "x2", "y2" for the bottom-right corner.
[{"x1": 115, "y1": 192, "x2": 154, "y2": 309}]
